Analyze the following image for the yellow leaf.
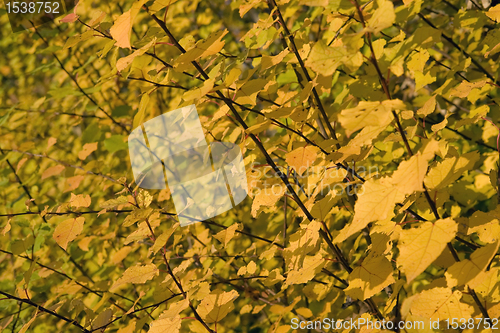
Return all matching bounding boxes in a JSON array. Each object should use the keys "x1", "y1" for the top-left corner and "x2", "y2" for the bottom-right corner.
[
  {"x1": 137, "y1": 189, "x2": 153, "y2": 208},
  {"x1": 1, "y1": 219, "x2": 11, "y2": 235},
  {"x1": 345, "y1": 254, "x2": 395, "y2": 300},
  {"x1": 390, "y1": 139, "x2": 440, "y2": 194},
  {"x1": 69, "y1": 193, "x2": 91, "y2": 209},
  {"x1": 424, "y1": 152, "x2": 479, "y2": 190},
  {"x1": 295, "y1": 307, "x2": 313, "y2": 318},
  {"x1": 473, "y1": 268, "x2": 500, "y2": 302},
  {"x1": 91, "y1": 309, "x2": 113, "y2": 333},
  {"x1": 486, "y1": 4, "x2": 500, "y2": 22},
  {"x1": 213, "y1": 223, "x2": 240, "y2": 247},
  {"x1": 261, "y1": 50, "x2": 289, "y2": 70},
  {"x1": 251, "y1": 185, "x2": 285, "y2": 217},
  {"x1": 283, "y1": 221, "x2": 322, "y2": 266},
  {"x1": 78, "y1": 236, "x2": 95, "y2": 252},
  {"x1": 332, "y1": 139, "x2": 439, "y2": 243},
  {"x1": 367, "y1": 0, "x2": 396, "y2": 33},
  {"x1": 18, "y1": 309, "x2": 38, "y2": 333},
  {"x1": 148, "y1": 0, "x2": 181, "y2": 14},
  {"x1": 416, "y1": 95, "x2": 436, "y2": 116},
  {"x1": 224, "y1": 68, "x2": 242, "y2": 87},
  {"x1": 117, "y1": 320, "x2": 136, "y2": 333},
  {"x1": 305, "y1": 40, "x2": 362, "y2": 76},
  {"x1": 112, "y1": 247, "x2": 133, "y2": 264},
  {"x1": 41, "y1": 165, "x2": 65, "y2": 180},
  {"x1": 299, "y1": 0, "x2": 328, "y2": 5},
  {"x1": 157, "y1": 299, "x2": 190, "y2": 320},
  {"x1": 110, "y1": 264, "x2": 159, "y2": 291},
  {"x1": 449, "y1": 80, "x2": 487, "y2": 98},
  {"x1": 182, "y1": 78, "x2": 215, "y2": 101},
  {"x1": 333, "y1": 178, "x2": 403, "y2": 243},
  {"x1": 445, "y1": 241, "x2": 499, "y2": 288},
  {"x1": 150, "y1": 224, "x2": 179, "y2": 255},
  {"x1": 246, "y1": 119, "x2": 271, "y2": 134},
  {"x1": 100, "y1": 196, "x2": 130, "y2": 209},
  {"x1": 468, "y1": 207, "x2": 500, "y2": 244},
  {"x1": 247, "y1": 261, "x2": 257, "y2": 274},
  {"x1": 47, "y1": 137, "x2": 57, "y2": 149},
  {"x1": 410, "y1": 288, "x2": 473, "y2": 320},
  {"x1": 415, "y1": 70, "x2": 436, "y2": 91},
  {"x1": 133, "y1": 93, "x2": 150, "y2": 130},
  {"x1": 53, "y1": 217, "x2": 85, "y2": 250},
  {"x1": 148, "y1": 315, "x2": 182, "y2": 333},
  {"x1": 116, "y1": 38, "x2": 157, "y2": 72},
  {"x1": 310, "y1": 195, "x2": 336, "y2": 221},
  {"x1": 78, "y1": 142, "x2": 98, "y2": 160},
  {"x1": 285, "y1": 146, "x2": 319, "y2": 176},
  {"x1": 197, "y1": 290, "x2": 239, "y2": 323},
  {"x1": 407, "y1": 49, "x2": 429, "y2": 75},
  {"x1": 234, "y1": 78, "x2": 268, "y2": 106},
  {"x1": 109, "y1": 0, "x2": 148, "y2": 49},
  {"x1": 123, "y1": 208, "x2": 153, "y2": 227},
  {"x1": 284, "y1": 253, "x2": 325, "y2": 287},
  {"x1": 175, "y1": 30, "x2": 228, "y2": 66},
  {"x1": 338, "y1": 99, "x2": 406, "y2": 137},
  {"x1": 398, "y1": 218, "x2": 457, "y2": 282}
]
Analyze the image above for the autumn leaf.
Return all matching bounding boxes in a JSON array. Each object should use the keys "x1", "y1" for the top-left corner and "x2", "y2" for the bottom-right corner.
[
  {"x1": 53, "y1": 217, "x2": 85, "y2": 250},
  {"x1": 284, "y1": 253, "x2": 325, "y2": 287},
  {"x1": 285, "y1": 146, "x2": 319, "y2": 176},
  {"x1": 367, "y1": 0, "x2": 396, "y2": 33},
  {"x1": 468, "y1": 207, "x2": 500, "y2": 244},
  {"x1": 78, "y1": 142, "x2": 98, "y2": 160},
  {"x1": 251, "y1": 185, "x2": 285, "y2": 217},
  {"x1": 339, "y1": 100, "x2": 406, "y2": 137},
  {"x1": 41, "y1": 165, "x2": 65, "y2": 180},
  {"x1": 410, "y1": 288, "x2": 473, "y2": 320},
  {"x1": 486, "y1": 4, "x2": 500, "y2": 22},
  {"x1": 332, "y1": 140, "x2": 439, "y2": 244},
  {"x1": 445, "y1": 242, "x2": 499, "y2": 288},
  {"x1": 110, "y1": 0, "x2": 149, "y2": 49},
  {"x1": 148, "y1": 315, "x2": 182, "y2": 333},
  {"x1": 110, "y1": 264, "x2": 159, "y2": 291},
  {"x1": 116, "y1": 38, "x2": 157, "y2": 72},
  {"x1": 305, "y1": 40, "x2": 362, "y2": 76},
  {"x1": 424, "y1": 152, "x2": 479, "y2": 190},
  {"x1": 197, "y1": 290, "x2": 239, "y2": 323},
  {"x1": 69, "y1": 193, "x2": 91, "y2": 209},
  {"x1": 64, "y1": 175, "x2": 85, "y2": 193},
  {"x1": 345, "y1": 253, "x2": 395, "y2": 300},
  {"x1": 398, "y1": 218, "x2": 457, "y2": 282},
  {"x1": 213, "y1": 223, "x2": 240, "y2": 247},
  {"x1": 91, "y1": 309, "x2": 113, "y2": 333}
]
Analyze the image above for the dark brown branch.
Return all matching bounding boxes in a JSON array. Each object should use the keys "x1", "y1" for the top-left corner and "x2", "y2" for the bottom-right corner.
[
  {"x1": 268, "y1": 0, "x2": 340, "y2": 148},
  {"x1": 0, "y1": 291, "x2": 91, "y2": 332}
]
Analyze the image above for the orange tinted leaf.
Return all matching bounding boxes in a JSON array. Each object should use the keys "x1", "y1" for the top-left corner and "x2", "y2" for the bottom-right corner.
[
  {"x1": 78, "y1": 142, "x2": 98, "y2": 160},
  {"x1": 53, "y1": 217, "x2": 85, "y2": 250},
  {"x1": 42, "y1": 165, "x2": 65, "y2": 180},
  {"x1": 69, "y1": 193, "x2": 91, "y2": 208}
]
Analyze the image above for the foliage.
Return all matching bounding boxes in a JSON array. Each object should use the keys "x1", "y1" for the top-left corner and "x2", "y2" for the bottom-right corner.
[{"x1": 1, "y1": 0, "x2": 500, "y2": 332}]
